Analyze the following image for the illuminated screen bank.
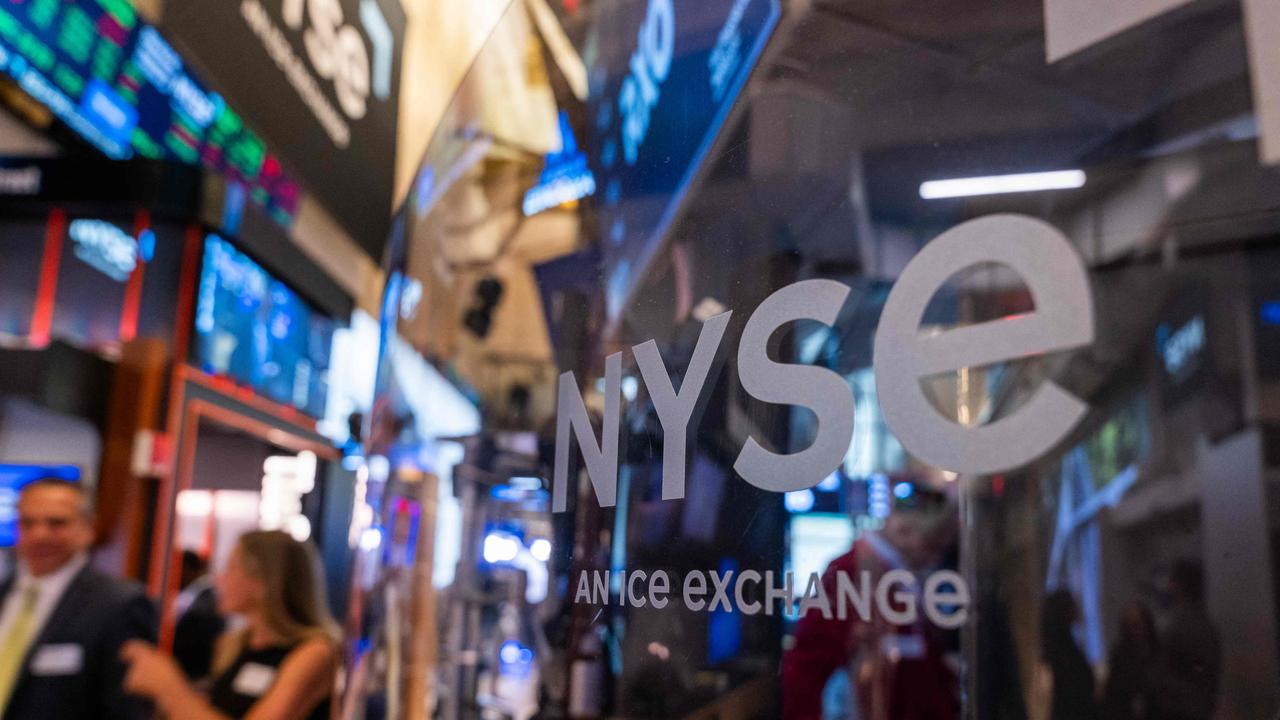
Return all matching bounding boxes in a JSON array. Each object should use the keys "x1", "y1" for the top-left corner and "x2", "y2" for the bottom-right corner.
[
  {"x1": 194, "y1": 235, "x2": 333, "y2": 419},
  {"x1": 0, "y1": 0, "x2": 297, "y2": 224}
]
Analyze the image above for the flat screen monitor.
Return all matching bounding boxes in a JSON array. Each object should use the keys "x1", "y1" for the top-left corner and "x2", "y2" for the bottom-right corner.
[
  {"x1": 0, "y1": 465, "x2": 80, "y2": 547},
  {"x1": 193, "y1": 234, "x2": 333, "y2": 418}
]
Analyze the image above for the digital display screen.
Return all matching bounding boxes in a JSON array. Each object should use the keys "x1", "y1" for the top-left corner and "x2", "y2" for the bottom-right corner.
[
  {"x1": 0, "y1": 464, "x2": 79, "y2": 547},
  {"x1": 587, "y1": 0, "x2": 779, "y2": 320},
  {"x1": 194, "y1": 235, "x2": 333, "y2": 418},
  {"x1": 789, "y1": 513, "x2": 855, "y2": 585},
  {"x1": 0, "y1": 0, "x2": 298, "y2": 225}
]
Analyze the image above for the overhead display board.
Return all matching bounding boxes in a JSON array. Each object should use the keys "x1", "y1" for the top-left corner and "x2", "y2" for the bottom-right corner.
[
  {"x1": 164, "y1": 0, "x2": 407, "y2": 260},
  {"x1": 585, "y1": 0, "x2": 780, "y2": 321},
  {"x1": 0, "y1": 0, "x2": 299, "y2": 225},
  {"x1": 194, "y1": 234, "x2": 335, "y2": 419}
]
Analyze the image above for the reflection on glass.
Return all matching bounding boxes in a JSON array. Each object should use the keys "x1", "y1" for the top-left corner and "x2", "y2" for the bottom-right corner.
[{"x1": 341, "y1": 0, "x2": 1280, "y2": 718}]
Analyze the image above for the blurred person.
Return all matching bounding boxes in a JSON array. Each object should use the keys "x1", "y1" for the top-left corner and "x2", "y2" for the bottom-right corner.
[
  {"x1": 783, "y1": 480, "x2": 959, "y2": 720},
  {"x1": 0, "y1": 478, "x2": 156, "y2": 720},
  {"x1": 173, "y1": 550, "x2": 226, "y2": 683},
  {"x1": 121, "y1": 530, "x2": 338, "y2": 720},
  {"x1": 1101, "y1": 600, "x2": 1157, "y2": 720},
  {"x1": 1150, "y1": 561, "x2": 1220, "y2": 720},
  {"x1": 1036, "y1": 589, "x2": 1098, "y2": 720}
]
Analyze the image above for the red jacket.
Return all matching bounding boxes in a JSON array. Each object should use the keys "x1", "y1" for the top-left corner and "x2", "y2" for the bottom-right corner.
[{"x1": 782, "y1": 535, "x2": 958, "y2": 720}]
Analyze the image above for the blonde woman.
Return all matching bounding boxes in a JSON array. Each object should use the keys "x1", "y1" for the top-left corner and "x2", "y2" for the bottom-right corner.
[{"x1": 121, "y1": 531, "x2": 338, "y2": 720}]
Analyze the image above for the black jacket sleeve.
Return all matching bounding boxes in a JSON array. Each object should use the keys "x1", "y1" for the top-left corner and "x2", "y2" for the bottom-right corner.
[{"x1": 98, "y1": 589, "x2": 158, "y2": 720}]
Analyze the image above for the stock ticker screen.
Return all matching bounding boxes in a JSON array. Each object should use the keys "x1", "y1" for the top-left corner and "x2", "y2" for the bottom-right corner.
[
  {"x1": 194, "y1": 234, "x2": 333, "y2": 420},
  {"x1": 0, "y1": 0, "x2": 298, "y2": 224}
]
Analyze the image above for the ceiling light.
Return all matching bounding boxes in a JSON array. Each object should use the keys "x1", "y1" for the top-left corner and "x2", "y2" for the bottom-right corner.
[{"x1": 919, "y1": 170, "x2": 1086, "y2": 199}]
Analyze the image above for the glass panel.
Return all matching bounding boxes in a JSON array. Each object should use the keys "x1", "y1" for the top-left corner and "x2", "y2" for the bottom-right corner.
[{"x1": 347, "y1": 1, "x2": 1280, "y2": 719}]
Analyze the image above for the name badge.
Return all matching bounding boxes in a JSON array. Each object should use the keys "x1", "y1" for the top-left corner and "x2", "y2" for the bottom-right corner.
[
  {"x1": 30, "y1": 644, "x2": 83, "y2": 676},
  {"x1": 232, "y1": 662, "x2": 277, "y2": 697}
]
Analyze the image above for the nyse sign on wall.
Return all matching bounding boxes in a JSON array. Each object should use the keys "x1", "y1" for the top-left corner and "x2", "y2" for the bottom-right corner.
[{"x1": 164, "y1": 0, "x2": 406, "y2": 258}]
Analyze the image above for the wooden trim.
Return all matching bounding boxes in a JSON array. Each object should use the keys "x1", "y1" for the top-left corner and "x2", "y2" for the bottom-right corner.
[
  {"x1": 151, "y1": 393, "x2": 338, "y2": 648},
  {"x1": 154, "y1": 400, "x2": 200, "y2": 649},
  {"x1": 178, "y1": 364, "x2": 321, "y2": 434},
  {"x1": 189, "y1": 398, "x2": 338, "y2": 459},
  {"x1": 148, "y1": 225, "x2": 201, "y2": 597}
]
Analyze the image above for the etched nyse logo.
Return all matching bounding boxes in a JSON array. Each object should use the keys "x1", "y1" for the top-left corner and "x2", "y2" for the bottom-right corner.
[{"x1": 553, "y1": 215, "x2": 1098, "y2": 512}]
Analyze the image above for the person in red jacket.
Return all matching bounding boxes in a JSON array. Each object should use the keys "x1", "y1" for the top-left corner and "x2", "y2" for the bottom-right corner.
[{"x1": 783, "y1": 479, "x2": 959, "y2": 720}]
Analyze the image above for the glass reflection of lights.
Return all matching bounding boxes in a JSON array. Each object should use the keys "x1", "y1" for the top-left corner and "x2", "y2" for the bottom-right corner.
[
  {"x1": 919, "y1": 169, "x2": 1086, "y2": 199},
  {"x1": 1261, "y1": 300, "x2": 1280, "y2": 326},
  {"x1": 784, "y1": 489, "x2": 816, "y2": 513},
  {"x1": 529, "y1": 538, "x2": 552, "y2": 563},
  {"x1": 483, "y1": 532, "x2": 521, "y2": 564},
  {"x1": 869, "y1": 474, "x2": 891, "y2": 519},
  {"x1": 499, "y1": 640, "x2": 536, "y2": 675},
  {"x1": 893, "y1": 482, "x2": 914, "y2": 500},
  {"x1": 491, "y1": 485, "x2": 526, "y2": 502},
  {"x1": 510, "y1": 476, "x2": 542, "y2": 491},
  {"x1": 359, "y1": 527, "x2": 382, "y2": 552}
]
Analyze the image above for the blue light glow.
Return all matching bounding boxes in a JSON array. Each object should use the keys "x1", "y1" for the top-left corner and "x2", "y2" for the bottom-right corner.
[
  {"x1": 523, "y1": 112, "x2": 596, "y2": 216},
  {"x1": 483, "y1": 532, "x2": 521, "y2": 564},
  {"x1": 530, "y1": 538, "x2": 552, "y2": 562},
  {"x1": 784, "y1": 489, "x2": 816, "y2": 513},
  {"x1": 1263, "y1": 301, "x2": 1280, "y2": 326},
  {"x1": 138, "y1": 229, "x2": 156, "y2": 262},
  {"x1": 869, "y1": 474, "x2": 891, "y2": 519}
]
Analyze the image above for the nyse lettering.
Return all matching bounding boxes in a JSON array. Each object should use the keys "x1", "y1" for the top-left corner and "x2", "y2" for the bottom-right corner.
[
  {"x1": 282, "y1": 0, "x2": 378, "y2": 119},
  {"x1": 553, "y1": 214, "x2": 1096, "y2": 512}
]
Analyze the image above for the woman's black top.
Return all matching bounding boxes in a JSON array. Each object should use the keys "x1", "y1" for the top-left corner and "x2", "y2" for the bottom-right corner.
[
  {"x1": 207, "y1": 642, "x2": 330, "y2": 720},
  {"x1": 1046, "y1": 641, "x2": 1099, "y2": 720}
]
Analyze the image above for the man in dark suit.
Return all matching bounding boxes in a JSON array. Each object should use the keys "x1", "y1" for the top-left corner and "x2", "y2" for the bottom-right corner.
[{"x1": 0, "y1": 478, "x2": 156, "y2": 720}]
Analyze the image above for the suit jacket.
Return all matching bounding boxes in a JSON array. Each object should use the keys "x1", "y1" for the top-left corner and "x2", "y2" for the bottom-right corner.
[{"x1": 0, "y1": 566, "x2": 156, "y2": 720}]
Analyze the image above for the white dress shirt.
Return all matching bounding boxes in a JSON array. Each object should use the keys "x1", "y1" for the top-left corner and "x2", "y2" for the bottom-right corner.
[{"x1": 0, "y1": 553, "x2": 89, "y2": 656}]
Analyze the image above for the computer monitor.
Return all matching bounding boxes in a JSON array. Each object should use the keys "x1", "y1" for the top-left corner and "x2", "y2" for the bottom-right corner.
[
  {"x1": 0, "y1": 465, "x2": 81, "y2": 547},
  {"x1": 789, "y1": 513, "x2": 855, "y2": 585}
]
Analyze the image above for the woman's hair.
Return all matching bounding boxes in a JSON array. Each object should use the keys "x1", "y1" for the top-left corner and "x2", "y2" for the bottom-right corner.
[{"x1": 216, "y1": 530, "x2": 338, "y2": 671}]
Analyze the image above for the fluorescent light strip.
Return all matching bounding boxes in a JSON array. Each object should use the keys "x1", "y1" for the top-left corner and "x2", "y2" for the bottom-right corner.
[{"x1": 919, "y1": 170, "x2": 1086, "y2": 199}]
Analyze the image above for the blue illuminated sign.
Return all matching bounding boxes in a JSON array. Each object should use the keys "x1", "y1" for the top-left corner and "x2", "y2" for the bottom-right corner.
[
  {"x1": 587, "y1": 0, "x2": 780, "y2": 320},
  {"x1": 1156, "y1": 315, "x2": 1205, "y2": 379},
  {"x1": 79, "y1": 79, "x2": 138, "y2": 147},
  {"x1": 69, "y1": 218, "x2": 143, "y2": 282},
  {"x1": 523, "y1": 112, "x2": 596, "y2": 216}
]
